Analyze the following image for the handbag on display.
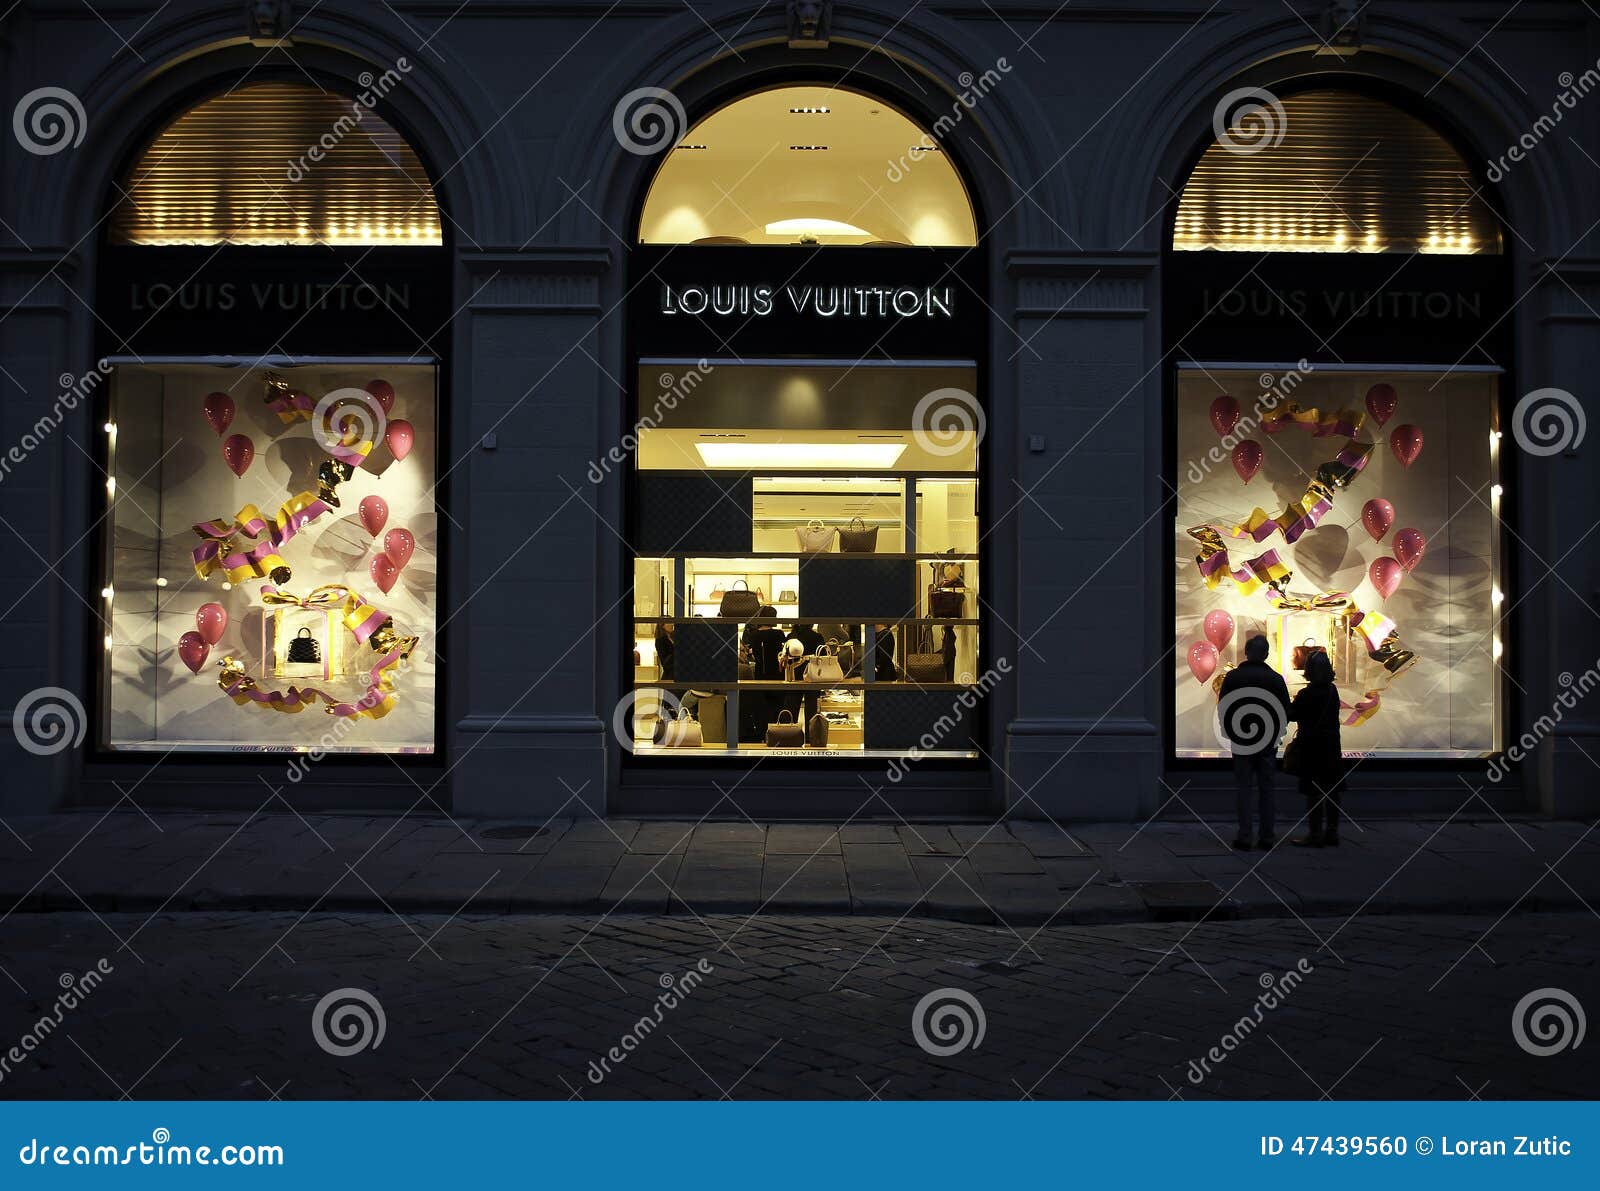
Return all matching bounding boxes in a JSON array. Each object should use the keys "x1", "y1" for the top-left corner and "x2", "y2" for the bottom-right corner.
[
  {"x1": 806, "y1": 713, "x2": 830, "y2": 748},
  {"x1": 718, "y1": 579, "x2": 761, "y2": 619},
  {"x1": 1292, "y1": 637, "x2": 1326, "y2": 670},
  {"x1": 659, "y1": 718, "x2": 704, "y2": 748},
  {"x1": 764, "y1": 709, "x2": 806, "y2": 748},
  {"x1": 809, "y1": 642, "x2": 845, "y2": 684},
  {"x1": 777, "y1": 589, "x2": 797, "y2": 604},
  {"x1": 286, "y1": 627, "x2": 321, "y2": 663},
  {"x1": 905, "y1": 653, "x2": 946, "y2": 684},
  {"x1": 796, "y1": 519, "x2": 834, "y2": 554},
  {"x1": 837, "y1": 517, "x2": 879, "y2": 553},
  {"x1": 929, "y1": 588, "x2": 965, "y2": 619}
]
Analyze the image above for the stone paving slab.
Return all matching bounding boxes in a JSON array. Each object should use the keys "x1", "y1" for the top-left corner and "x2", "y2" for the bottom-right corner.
[{"x1": 0, "y1": 811, "x2": 1592, "y2": 928}]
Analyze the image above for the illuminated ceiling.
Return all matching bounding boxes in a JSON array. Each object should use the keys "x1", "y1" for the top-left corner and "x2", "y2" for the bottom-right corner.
[{"x1": 639, "y1": 86, "x2": 977, "y2": 246}]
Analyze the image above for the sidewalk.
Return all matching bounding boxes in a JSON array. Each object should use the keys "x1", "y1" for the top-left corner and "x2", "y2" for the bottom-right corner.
[{"x1": 1, "y1": 810, "x2": 1595, "y2": 926}]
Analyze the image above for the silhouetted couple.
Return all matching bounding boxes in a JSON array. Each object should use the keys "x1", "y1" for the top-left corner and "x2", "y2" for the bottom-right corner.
[{"x1": 1218, "y1": 634, "x2": 1346, "y2": 851}]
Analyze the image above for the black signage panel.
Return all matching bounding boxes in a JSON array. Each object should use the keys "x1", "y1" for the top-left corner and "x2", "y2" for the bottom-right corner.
[
  {"x1": 628, "y1": 245, "x2": 986, "y2": 359},
  {"x1": 1165, "y1": 251, "x2": 1511, "y2": 364},
  {"x1": 97, "y1": 246, "x2": 450, "y2": 358}
]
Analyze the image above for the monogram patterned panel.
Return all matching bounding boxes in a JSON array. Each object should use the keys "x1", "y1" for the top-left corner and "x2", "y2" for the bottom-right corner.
[
  {"x1": 673, "y1": 621, "x2": 740, "y2": 683},
  {"x1": 864, "y1": 688, "x2": 977, "y2": 751},
  {"x1": 797, "y1": 557, "x2": 916, "y2": 620},
  {"x1": 636, "y1": 472, "x2": 753, "y2": 555}
]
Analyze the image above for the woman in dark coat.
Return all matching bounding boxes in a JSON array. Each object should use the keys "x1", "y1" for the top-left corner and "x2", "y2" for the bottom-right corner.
[{"x1": 1288, "y1": 651, "x2": 1345, "y2": 847}]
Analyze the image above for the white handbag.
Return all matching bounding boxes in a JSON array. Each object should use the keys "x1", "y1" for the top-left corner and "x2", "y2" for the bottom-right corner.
[
  {"x1": 796, "y1": 519, "x2": 834, "y2": 554},
  {"x1": 808, "y1": 642, "x2": 845, "y2": 683},
  {"x1": 657, "y1": 718, "x2": 703, "y2": 748}
]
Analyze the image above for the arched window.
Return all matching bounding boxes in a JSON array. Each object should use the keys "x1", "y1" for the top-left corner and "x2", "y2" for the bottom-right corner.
[
  {"x1": 110, "y1": 81, "x2": 442, "y2": 246},
  {"x1": 639, "y1": 86, "x2": 976, "y2": 246},
  {"x1": 1174, "y1": 89, "x2": 1500, "y2": 255}
]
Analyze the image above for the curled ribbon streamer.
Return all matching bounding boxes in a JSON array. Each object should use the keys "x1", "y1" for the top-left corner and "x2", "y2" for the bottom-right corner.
[
  {"x1": 1219, "y1": 441, "x2": 1375, "y2": 547},
  {"x1": 192, "y1": 494, "x2": 329, "y2": 583},
  {"x1": 264, "y1": 375, "x2": 377, "y2": 471},
  {"x1": 1340, "y1": 690, "x2": 1383, "y2": 727},
  {"x1": 1269, "y1": 589, "x2": 1351, "y2": 613},
  {"x1": 1190, "y1": 526, "x2": 1292, "y2": 595},
  {"x1": 1262, "y1": 403, "x2": 1367, "y2": 439}
]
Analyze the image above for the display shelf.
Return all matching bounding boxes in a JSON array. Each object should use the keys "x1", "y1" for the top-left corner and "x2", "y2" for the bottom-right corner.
[
  {"x1": 640, "y1": 551, "x2": 977, "y2": 560},
  {"x1": 633, "y1": 616, "x2": 980, "y2": 625},
  {"x1": 642, "y1": 680, "x2": 982, "y2": 690}
]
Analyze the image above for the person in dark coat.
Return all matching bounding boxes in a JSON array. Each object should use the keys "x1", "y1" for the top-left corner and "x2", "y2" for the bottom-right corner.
[
  {"x1": 1217, "y1": 634, "x2": 1291, "y2": 851},
  {"x1": 1288, "y1": 650, "x2": 1346, "y2": 847},
  {"x1": 739, "y1": 607, "x2": 787, "y2": 742}
]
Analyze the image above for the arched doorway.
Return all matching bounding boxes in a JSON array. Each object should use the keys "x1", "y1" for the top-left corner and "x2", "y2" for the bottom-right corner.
[
  {"x1": 620, "y1": 84, "x2": 994, "y2": 809},
  {"x1": 1165, "y1": 85, "x2": 1512, "y2": 781}
]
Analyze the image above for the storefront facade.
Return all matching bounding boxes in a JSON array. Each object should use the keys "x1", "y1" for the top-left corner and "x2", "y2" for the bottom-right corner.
[{"x1": 1, "y1": 1, "x2": 1594, "y2": 819}]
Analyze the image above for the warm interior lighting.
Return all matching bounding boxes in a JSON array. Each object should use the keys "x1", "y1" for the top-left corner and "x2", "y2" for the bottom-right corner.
[
  {"x1": 695, "y1": 442, "x2": 908, "y2": 469},
  {"x1": 764, "y1": 218, "x2": 871, "y2": 238}
]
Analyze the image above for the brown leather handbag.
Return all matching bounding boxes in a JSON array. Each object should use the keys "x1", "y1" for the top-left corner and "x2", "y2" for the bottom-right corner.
[
  {"x1": 837, "y1": 517, "x2": 879, "y2": 553},
  {"x1": 1292, "y1": 637, "x2": 1325, "y2": 670},
  {"x1": 905, "y1": 653, "x2": 946, "y2": 684},
  {"x1": 806, "y1": 712, "x2": 830, "y2": 748},
  {"x1": 764, "y1": 709, "x2": 806, "y2": 747},
  {"x1": 929, "y1": 588, "x2": 965, "y2": 619},
  {"x1": 718, "y1": 579, "x2": 761, "y2": 619}
]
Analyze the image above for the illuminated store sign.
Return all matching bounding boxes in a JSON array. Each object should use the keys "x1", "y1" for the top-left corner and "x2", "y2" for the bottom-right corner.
[{"x1": 659, "y1": 283, "x2": 955, "y2": 318}]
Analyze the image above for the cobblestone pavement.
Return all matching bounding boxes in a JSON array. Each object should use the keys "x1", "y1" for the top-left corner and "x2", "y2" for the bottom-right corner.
[{"x1": 0, "y1": 911, "x2": 1594, "y2": 1100}]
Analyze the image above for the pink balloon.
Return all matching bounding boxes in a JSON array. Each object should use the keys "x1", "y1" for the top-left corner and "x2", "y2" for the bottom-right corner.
[
  {"x1": 1394, "y1": 527, "x2": 1427, "y2": 572},
  {"x1": 1365, "y1": 383, "x2": 1398, "y2": 428},
  {"x1": 365, "y1": 379, "x2": 396, "y2": 416},
  {"x1": 1188, "y1": 641, "x2": 1219, "y2": 684},
  {"x1": 221, "y1": 433, "x2": 254, "y2": 478},
  {"x1": 1208, "y1": 395, "x2": 1240, "y2": 438},
  {"x1": 358, "y1": 495, "x2": 389, "y2": 539},
  {"x1": 201, "y1": 391, "x2": 235, "y2": 436},
  {"x1": 369, "y1": 552, "x2": 399, "y2": 596},
  {"x1": 1369, "y1": 556, "x2": 1404, "y2": 600},
  {"x1": 177, "y1": 630, "x2": 210, "y2": 674},
  {"x1": 1231, "y1": 439, "x2": 1264, "y2": 484},
  {"x1": 1203, "y1": 609, "x2": 1235, "y2": 652},
  {"x1": 386, "y1": 419, "x2": 415, "y2": 462},
  {"x1": 1390, "y1": 423, "x2": 1424, "y2": 468},
  {"x1": 1360, "y1": 498, "x2": 1395, "y2": 543},
  {"x1": 384, "y1": 527, "x2": 415, "y2": 572},
  {"x1": 195, "y1": 602, "x2": 227, "y2": 646}
]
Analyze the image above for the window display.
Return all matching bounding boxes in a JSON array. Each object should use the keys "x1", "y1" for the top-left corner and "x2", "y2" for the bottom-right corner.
[
  {"x1": 1174, "y1": 368, "x2": 1501, "y2": 758},
  {"x1": 100, "y1": 363, "x2": 437, "y2": 753}
]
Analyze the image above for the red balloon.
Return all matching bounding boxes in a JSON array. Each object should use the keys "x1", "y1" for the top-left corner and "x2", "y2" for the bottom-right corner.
[
  {"x1": 1208, "y1": 395, "x2": 1240, "y2": 438},
  {"x1": 386, "y1": 419, "x2": 415, "y2": 462},
  {"x1": 1360, "y1": 498, "x2": 1395, "y2": 543},
  {"x1": 1203, "y1": 609, "x2": 1234, "y2": 651},
  {"x1": 358, "y1": 495, "x2": 389, "y2": 539},
  {"x1": 384, "y1": 527, "x2": 415, "y2": 572},
  {"x1": 195, "y1": 602, "x2": 227, "y2": 646},
  {"x1": 1369, "y1": 556, "x2": 1404, "y2": 600},
  {"x1": 1394, "y1": 527, "x2": 1427, "y2": 572},
  {"x1": 201, "y1": 391, "x2": 235, "y2": 436},
  {"x1": 369, "y1": 552, "x2": 399, "y2": 595},
  {"x1": 1389, "y1": 424, "x2": 1424, "y2": 468},
  {"x1": 365, "y1": 379, "x2": 396, "y2": 416},
  {"x1": 221, "y1": 433, "x2": 254, "y2": 478},
  {"x1": 1188, "y1": 641, "x2": 1219, "y2": 684},
  {"x1": 1231, "y1": 439, "x2": 1264, "y2": 484},
  {"x1": 1365, "y1": 383, "x2": 1398, "y2": 428},
  {"x1": 177, "y1": 630, "x2": 210, "y2": 674}
]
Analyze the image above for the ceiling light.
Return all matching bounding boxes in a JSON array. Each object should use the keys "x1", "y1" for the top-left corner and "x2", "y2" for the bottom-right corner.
[
  {"x1": 765, "y1": 218, "x2": 871, "y2": 238},
  {"x1": 788, "y1": 145, "x2": 828, "y2": 151},
  {"x1": 789, "y1": 106, "x2": 830, "y2": 114},
  {"x1": 695, "y1": 442, "x2": 907, "y2": 469}
]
